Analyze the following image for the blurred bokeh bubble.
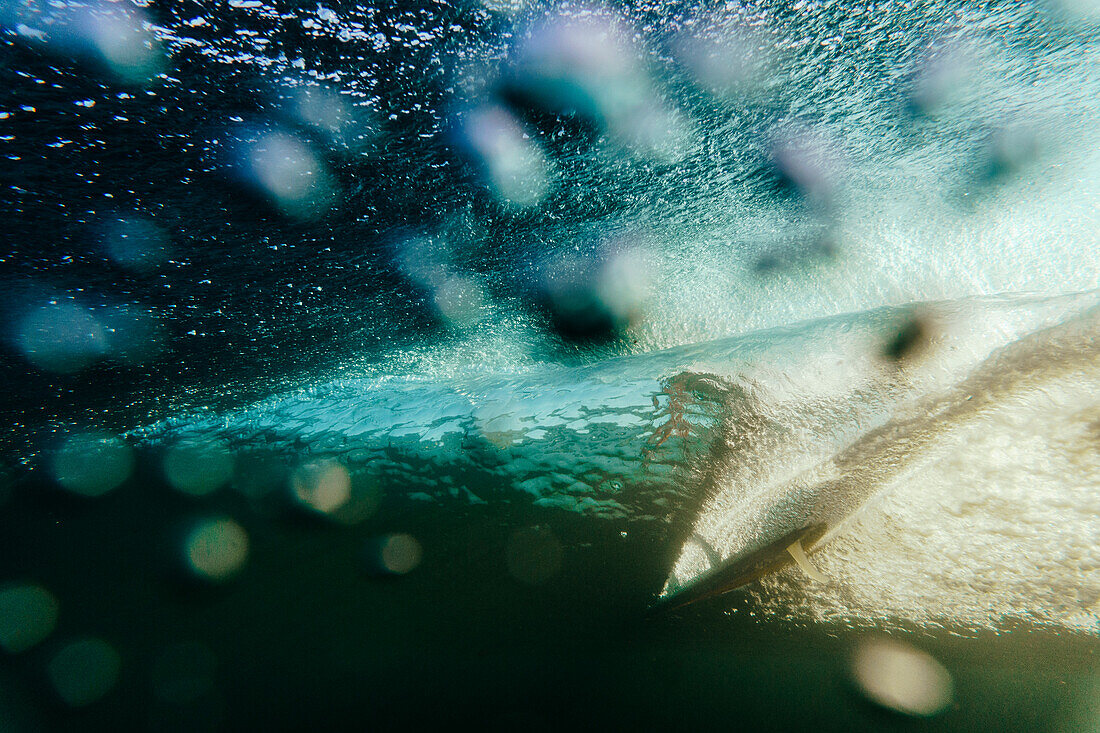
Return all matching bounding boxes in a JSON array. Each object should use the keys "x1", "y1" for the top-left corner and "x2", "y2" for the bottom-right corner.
[
  {"x1": 769, "y1": 127, "x2": 844, "y2": 208},
  {"x1": 164, "y1": 439, "x2": 234, "y2": 497},
  {"x1": 280, "y1": 83, "x2": 376, "y2": 156},
  {"x1": 624, "y1": 103, "x2": 696, "y2": 164},
  {"x1": 0, "y1": 0, "x2": 165, "y2": 84},
  {"x1": 881, "y1": 309, "x2": 937, "y2": 363},
  {"x1": 50, "y1": 432, "x2": 134, "y2": 498},
  {"x1": 363, "y1": 533, "x2": 422, "y2": 576},
  {"x1": 453, "y1": 104, "x2": 553, "y2": 208},
  {"x1": 531, "y1": 243, "x2": 650, "y2": 342},
  {"x1": 508, "y1": 5, "x2": 692, "y2": 161},
  {"x1": 46, "y1": 636, "x2": 122, "y2": 707},
  {"x1": 290, "y1": 460, "x2": 350, "y2": 516},
  {"x1": 394, "y1": 234, "x2": 447, "y2": 291},
  {"x1": 510, "y1": 7, "x2": 636, "y2": 121},
  {"x1": 671, "y1": 15, "x2": 775, "y2": 100},
  {"x1": 0, "y1": 583, "x2": 59, "y2": 654},
  {"x1": 16, "y1": 302, "x2": 108, "y2": 374},
  {"x1": 99, "y1": 216, "x2": 171, "y2": 273},
  {"x1": 972, "y1": 123, "x2": 1041, "y2": 186},
  {"x1": 181, "y1": 517, "x2": 249, "y2": 583},
  {"x1": 906, "y1": 41, "x2": 981, "y2": 118},
  {"x1": 430, "y1": 274, "x2": 490, "y2": 329},
  {"x1": 1047, "y1": 0, "x2": 1100, "y2": 25},
  {"x1": 850, "y1": 638, "x2": 954, "y2": 717},
  {"x1": 230, "y1": 128, "x2": 336, "y2": 220},
  {"x1": 393, "y1": 234, "x2": 489, "y2": 329},
  {"x1": 752, "y1": 229, "x2": 839, "y2": 277}
]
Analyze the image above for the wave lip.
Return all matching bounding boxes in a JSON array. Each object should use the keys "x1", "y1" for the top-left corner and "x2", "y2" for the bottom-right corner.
[{"x1": 133, "y1": 290, "x2": 1100, "y2": 629}]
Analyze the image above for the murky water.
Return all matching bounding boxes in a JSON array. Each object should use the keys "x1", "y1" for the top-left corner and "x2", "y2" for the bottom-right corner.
[{"x1": 1, "y1": 0, "x2": 1098, "y2": 729}]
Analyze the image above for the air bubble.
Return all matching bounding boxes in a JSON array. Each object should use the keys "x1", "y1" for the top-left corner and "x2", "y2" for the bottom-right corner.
[
  {"x1": 364, "y1": 534, "x2": 422, "y2": 576},
  {"x1": 671, "y1": 18, "x2": 774, "y2": 99},
  {"x1": 290, "y1": 460, "x2": 350, "y2": 516},
  {"x1": 454, "y1": 104, "x2": 552, "y2": 207},
  {"x1": 47, "y1": 637, "x2": 122, "y2": 707},
  {"x1": 282, "y1": 84, "x2": 376, "y2": 154},
  {"x1": 850, "y1": 638, "x2": 953, "y2": 717},
  {"x1": 531, "y1": 244, "x2": 650, "y2": 342},
  {"x1": 233, "y1": 129, "x2": 336, "y2": 219},
  {"x1": 0, "y1": 583, "x2": 59, "y2": 653},
  {"x1": 0, "y1": 1, "x2": 165, "y2": 84},
  {"x1": 182, "y1": 517, "x2": 249, "y2": 583},
  {"x1": 508, "y1": 6, "x2": 692, "y2": 161},
  {"x1": 16, "y1": 302, "x2": 107, "y2": 374},
  {"x1": 51, "y1": 432, "x2": 133, "y2": 498}
]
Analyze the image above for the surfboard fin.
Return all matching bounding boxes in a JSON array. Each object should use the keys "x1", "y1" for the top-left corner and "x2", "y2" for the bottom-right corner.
[{"x1": 786, "y1": 539, "x2": 828, "y2": 583}]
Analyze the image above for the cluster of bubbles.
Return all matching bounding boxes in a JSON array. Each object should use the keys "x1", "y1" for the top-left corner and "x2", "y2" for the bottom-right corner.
[
  {"x1": 38, "y1": 426, "x2": 428, "y2": 586},
  {"x1": 5, "y1": 424, "x2": 583, "y2": 712},
  {"x1": 0, "y1": 581, "x2": 121, "y2": 707},
  {"x1": 443, "y1": 5, "x2": 699, "y2": 341},
  {"x1": 13, "y1": 444, "x2": 583, "y2": 714},
  {"x1": 4, "y1": 212, "x2": 172, "y2": 376},
  {"x1": 36, "y1": 417, "x2": 584, "y2": 595},
  {"x1": 0, "y1": 577, "x2": 217, "y2": 712}
]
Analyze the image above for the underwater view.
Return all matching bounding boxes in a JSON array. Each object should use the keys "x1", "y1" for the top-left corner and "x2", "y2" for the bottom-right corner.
[{"x1": 1, "y1": 0, "x2": 1098, "y2": 729}]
